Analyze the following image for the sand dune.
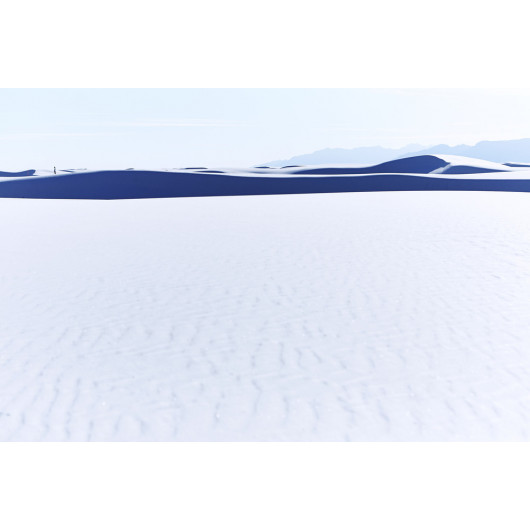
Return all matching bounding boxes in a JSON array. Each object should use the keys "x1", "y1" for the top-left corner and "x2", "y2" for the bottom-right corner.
[
  {"x1": 2, "y1": 153, "x2": 530, "y2": 441},
  {"x1": 0, "y1": 169, "x2": 36, "y2": 177},
  {"x1": 2, "y1": 191, "x2": 530, "y2": 441},
  {"x1": 290, "y1": 154, "x2": 449, "y2": 174},
  {"x1": 505, "y1": 162, "x2": 530, "y2": 168},
  {"x1": 1, "y1": 155, "x2": 530, "y2": 200}
]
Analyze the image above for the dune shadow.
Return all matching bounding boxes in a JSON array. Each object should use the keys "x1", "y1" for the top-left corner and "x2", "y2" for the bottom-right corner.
[{"x1": 0, "y1": 170, "x2": 36, "y2": 177}]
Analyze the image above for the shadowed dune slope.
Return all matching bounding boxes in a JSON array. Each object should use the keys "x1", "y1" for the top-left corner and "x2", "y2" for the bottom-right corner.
[
  {"x1": 291, "y1": 155, "x2": 449, "y2": 175},
  {"x1": 0, "y1": 169, "x2": 36, "y2": 177},
  {"x1": 1, "y1": 155, "x2": 530, "y2": 199},
  {"x1": 2, "y1": 170, "x2": 530, "y2": 199}
]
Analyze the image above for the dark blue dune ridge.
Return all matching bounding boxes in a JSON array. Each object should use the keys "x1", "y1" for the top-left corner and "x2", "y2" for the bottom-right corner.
[
  {"x1": 290, "y1": 155, "x2": 448, "y2": 175},
  {"x1": 1, "y1": 155, "x2": 530, "y2": 200},
  {"x1": 0, "y1": 169, "x2": 36, "y2": 177},
  {"x1": 504, "y1": 162, "x2": 530, "y2": 168}
]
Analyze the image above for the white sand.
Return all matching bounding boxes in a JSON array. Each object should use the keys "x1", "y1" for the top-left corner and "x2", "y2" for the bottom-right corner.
[{"x1": 1, "y1": 191, "x2": 530, "y2": 441}]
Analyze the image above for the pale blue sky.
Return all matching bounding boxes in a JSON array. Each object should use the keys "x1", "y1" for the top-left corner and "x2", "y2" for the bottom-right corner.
[{"x1": 2, "y1": 89, "x2": 530, "y2": 170}]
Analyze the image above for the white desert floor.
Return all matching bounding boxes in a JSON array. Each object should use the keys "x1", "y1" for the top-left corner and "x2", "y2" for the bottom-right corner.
[{"x1": 1, "y1": 191, "x2": 530, "y2": 441}]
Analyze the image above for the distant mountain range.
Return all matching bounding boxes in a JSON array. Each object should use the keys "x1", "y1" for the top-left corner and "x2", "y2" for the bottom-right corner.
[{"x1": 265, "y1": 138, "x2": 530, "y2": 167}]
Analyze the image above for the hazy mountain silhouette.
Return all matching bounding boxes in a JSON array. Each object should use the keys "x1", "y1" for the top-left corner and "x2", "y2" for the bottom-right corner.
[
  {"x1": 409, "y1": 139, "x2": 530, "y2": 163},
  {"x1": 265, "y1": 144, "x2": 426, "y2": 167},
  {"x1": 266, "y1": 138, "x2": 530, "y2": 166}
]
